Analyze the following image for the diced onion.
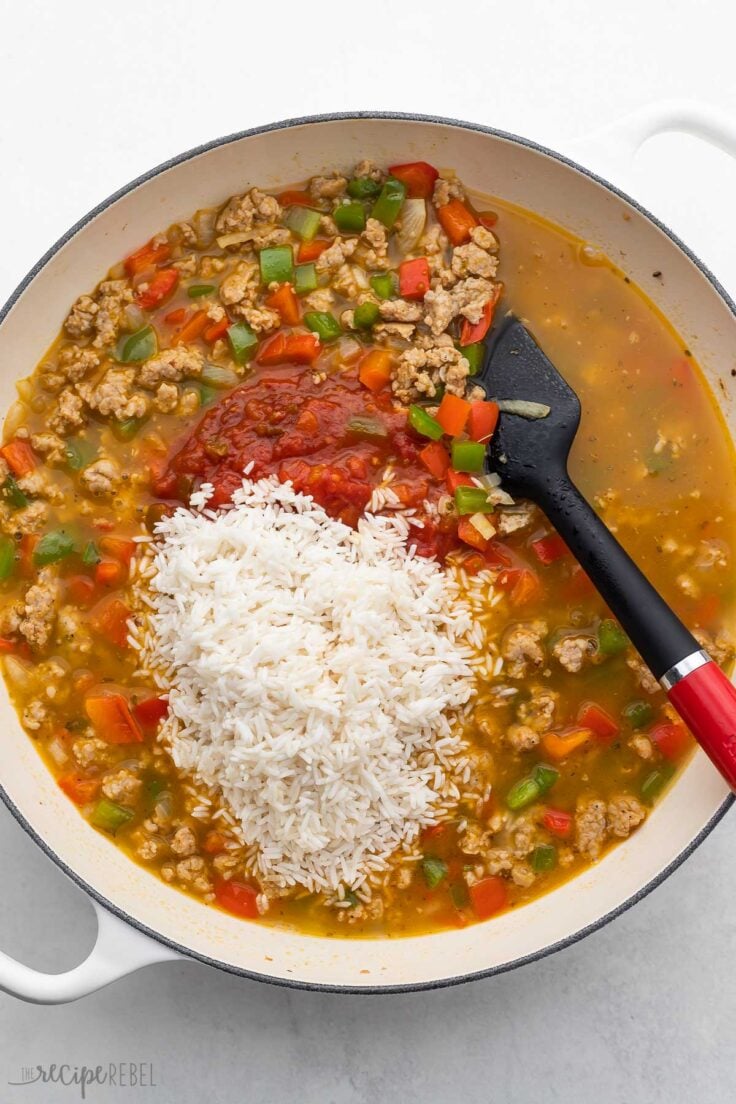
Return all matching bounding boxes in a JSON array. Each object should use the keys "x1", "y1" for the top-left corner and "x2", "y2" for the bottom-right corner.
[
  {"x1": 3, "y1": 655, "x2": 36, "y2": 693},
  {"x1": 123, "y1": 303, "x2": 146, "y2": 333},
  {"x1": 470, "y1": 512, "x2": 496, "y2": 540},
  {"x1": 494, "y1": 399, "x2": 551, "y2": 419},
  {"x1": 396, "y1": 198, "x2": 426, "y2": 254},
  {"x1": 472, "y1": 472, "x2": 502, "y2": 490},
  {"x1": 216, "y1": 231, "x2": 252, "y2": 249},
  {"x1": 337, "y1": 336, "x2": 362, "y2": 364},
  {"x1": 15, "y1": 378, "x2": 35, "y2": 403},
  {"x1": 47, "y1": 735, "x2": 69, "y2": 767},
  {"x1": 193, "y1": 208, "x2": 218, "y2": 249},
  {"x1": 200, "y1": 364, "x2": 240, "y2": 389}
]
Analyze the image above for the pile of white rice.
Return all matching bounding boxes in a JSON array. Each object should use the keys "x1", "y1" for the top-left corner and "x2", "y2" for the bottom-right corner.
[{"x1": 135, "y1": 475, "x2": 482, "y2": 894}]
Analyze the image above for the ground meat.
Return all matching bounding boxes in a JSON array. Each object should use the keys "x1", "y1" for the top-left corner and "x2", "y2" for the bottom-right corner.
[
  {"x1": 626, "y1": 652, "x2": 660, "y2": 694},
  {"x1": 424, "y1": 276, "x2": 497, "y2": 336},
  {"x1": 316, "y1": 237, "x2": 357, "y2": 272},
  {"x1": 13, "y1": 500, "x2": 48, "y2": 534},
  {"x1": 309, "y1": 172, "x2": 347, "y2": 200},
  {"x1": 18, "y1": 567, "x2": 58, "y2": 650},
  {"x1": 607, "y1": 795, "x2": 646, "y2": 838},
  {"x1": 360, "y1": 218, "x2": 390, "y2": 269},
  {"x1": 237, "y1": 306, "x2": 281, "y2": 333},
  {"x1": 48, "y1": 389, "x2": 86, "y2": 435},
  {"x1": 378, "y1": 298, "x2": 423, "y2": 323},
  {"x1": 78, "y1": 368, "x2": 148, "y2": 420},
  {"x1": 57, "y1": 346, "x2": 100, "y2": 384},
  {"x1": 460, "y1": 822, "x2": 491, "y2": 855},
  {"x1": 506, "y1": 724, "x2": 540, "y2": 751},
  {"x1": 374, "y1": 322, "x2": 416, "y2": 343},
  {"x1": 134, "y1": 833, "x2": 168, "y2": 862},
  {"x1": 80, "y1": 457, "x2": 120, "y2": 496},
  {"x1": 215, "y1": 188, "x2": 282, "y2": 235},
  {"x1": 353, "y1": 159, "x2": 384, "y2": 182},
  {"x1": 91, "y1": 280, "x2": 135, "y2": 349},
  {"x1": 511, "y1": 862, "x2": 536, "y2": 888},
  {"x1": 56, "y1": 605, "x2": 92, "y2": 653},
  {"x1": 451, "y1": 231, "x2": 499, "y2": 280},
  {"x1": 65, "y1": 295, "x2": 98, "y2": 338},
  {"x1": 23, "y1": 698, "x2": 47, "y2": 731},
  {"x1": 170, "y1": 826, "x2": 197, "y2": 856},
  {"x1": 393, "y1": 333, "x2": 470, "y2": 403},
  {"x1": 331, "y1": 264, "x2": 365, "y2": 300},
  {"x1": 575, "y1": 797, "x2": 607, "y2": 859},
  {"x1": 102, "y1": 768, "x2": 143, "y2": 806},
  {"x1": 433, "y1": 176, "x2": 466, "y2": 207},
  {"x1": 630, "y1": 734, "x2": 654, "y2": 760},
  {"x1": 496, "y1": 504, "x2": 536, "y2": 535},
  {"x1": 138, "y1": 345, "x2": 204, "y2": 389},
  {"x1": 17, "y1": 469, "x2": 64, "y2": 503},
  {"x1": 501, "y1": 620, "x2": 548, "y2": 679},
  {"x1": 552, "y1": 634, "x2": 596, "y2": 673},
  {"x1": 304, "y1": 288, "x2": 335, "y2": 313},
  {"x1": 199, "y1": 256, "x2": 226, "y2": 279},
  {"x1": 694, "y1": 627, "x2": 734, "y2": 669},
  {"x1": 205, "y1": 301, "x2": 226, "y2": 323},
  {"x1": 171, "y1": 856, "x2": 210, "y2": 894},
  {"x1": 154, "y1": 382, "x2": 179, "y2": 412},
  {"x1": 516, "y1": 686, "x2": 558, "y2": 732},
  {"x1": 72, "y1": 736, "x2": 113, "y2": 770},
  {"x1": 30, "y1": 432, "x2": 66, "y2": 463}
]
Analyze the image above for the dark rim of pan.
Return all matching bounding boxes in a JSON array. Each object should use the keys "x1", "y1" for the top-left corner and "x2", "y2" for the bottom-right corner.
[{"x1": 0, "y1": 110, "x2": 732, "y2": 995}]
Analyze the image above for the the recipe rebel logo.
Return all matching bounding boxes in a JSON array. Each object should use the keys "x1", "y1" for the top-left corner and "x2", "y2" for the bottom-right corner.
[{"x1": 8, "y1": 1062, "x2": 157, "y2": 1098}]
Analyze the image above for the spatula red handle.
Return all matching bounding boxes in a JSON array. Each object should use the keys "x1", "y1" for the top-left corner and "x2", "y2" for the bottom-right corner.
[{"x1": 664, "y1": 654, "x2": 736, "y2": 789}]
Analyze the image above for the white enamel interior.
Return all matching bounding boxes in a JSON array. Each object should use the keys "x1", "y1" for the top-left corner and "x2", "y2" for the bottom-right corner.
[{"x1": 0, "y1": 116, "x2": 732, "y2": 990}]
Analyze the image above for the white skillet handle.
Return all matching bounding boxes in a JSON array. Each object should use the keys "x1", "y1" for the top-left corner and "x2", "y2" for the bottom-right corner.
[
  {"x1": 565, "y1": 98, "x2": 736, "y2": 293},
  {"x1": 0, "y1": 900, "x2": 180, "y2": 1004}
]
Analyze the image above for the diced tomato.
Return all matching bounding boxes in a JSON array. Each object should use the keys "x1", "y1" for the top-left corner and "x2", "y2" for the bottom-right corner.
[
  {"x1": 277, "y1": 189, "x2": 315, "y2": 208},
  {"x1": 446, "y1": 468, "x2": 474, "y2": 494},
  {"x1": 95, "y1": 560, "x2": 126, "y2": 588},
  {"x1": 0, "y1": 438, "x2": 36, "y2": 477},
  {"x1": 478, "y1": 210, "x2": 498, "y2": 228},
  {"x1": 19, "y1": 534, "x2": 38, "y2": 577},
  {"x1": 214, "y1": 878, "x2": 260, "y2": 919},
  {"x1": 498, "y1": 567, "x2": 542, "y2": 606},
  {"x1": 388, "y1": 161, "x2": 439, "y2": 198},
  {"x1": 100, "y1": 536, "x2": 136, "y2": 566},
  {"x1": 457, "y1": 516, "x2": 490, "y2": 552},
  {"x1": 542, "y1": 807, "x2": 573, "y2": 838},
  {"x1": 265, "y1": 283, "x2": 301, "y2": 326},
  {"x1": 358, "y1": 349, "x2": 393, "y2": 392},
  {"x1": 133, "y1": 695, "x2": 169, "y2": 728},
  {"x1": 85, "y1": 692, "x2": 144, "y2": 744},
  {"x1": 58, "y1": 773, "x2": 100, "y2": 805},
  {"x1": 66, "y1": 575, "x2": 97, "y2": 606},
  {"x1": 89, "y1": 595, "x2": 132, "y2": 649},
  {"x1": 469, "y1": 876, "x2": 508, "y2": 919},
  {"x1": 164, "y1": 307, "x2": 188, "y2": 326},
  {"x1": 203, "y1": 316, "x2": 230, "y2": 343},
  {"x1": 297, "y1": 239, "x2": 330, "y2": 263},
  {"x1": 257, "y1": 332, "x2": 320, "y2": 366},
  {"x1": 484, "y1": 540, "x2": 514, "y2": 568},
  {"x1": 135, "y1": 268, "x2": 179, "y2": 310},
  {"x1": 203, "y1": 830, "x2": 227, "y2": 855},
  {"x1": 436, "y1": 393, "x2": 471, "y2": 436},
  {"x1": 0, "y1": 636, "x2": 17, "y2": 653},
  {"x1": 437, "y1": 199, "x2": 478, "y2": 246},
  {"x1": 650, "y1": 721, "x2": 690, "y2": 761},
  {"x1": 468, "y1": 400, "x2": 499, "y2": 443},
  {"x1": 541, "y1": 727, "x2": 593, "y2": 760},
  {"x1": 460, "y1": 287, "x2": 501, "y2": 345},
  {"x1": 398, "y1": 257, "x2": 431, "y2": 300},
  {"x1": 577, "y1": 702, "x2": 619, "y2": 742},
  {"x1": 421, "y1": 823, "x2": 446, "y2": 843},
  {"x1": 565, "y1": 564, "x2": 597, "y2": 601},
  {"x1": 693, "y1": 593, "x2": 720, "y2": 629},
  {"x1": 418, "y1": 440, "x2": 450, "y2": 480},
  {"x1": 173, "y1": 309, "x2": 209, "y2": 345},
  {"x1": 124, "y1": 238, "x2": 171, "y2": 278},
  {"x1": 531, "y1": 533, "x2": 570, "y2": 565}
]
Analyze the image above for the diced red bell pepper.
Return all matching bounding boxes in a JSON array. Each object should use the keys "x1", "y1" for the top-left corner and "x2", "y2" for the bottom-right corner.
[
  {"x1": 531, "y1": 533, "x2": 570, "y2": 565},
  {"x1": 85, "y1": 692, "x2": 144, "y2": 744},
  {"x1": 58, "y1": 773, "x2": 101, "y2": 805},
  {"x1": 398, "y1": 257, "x2": 431, "y2": 301},
  {"x1": 297, "y1": 239, "x2": 330, "y2": 263},
  {"x1": 436, "y1": 393, "x2": 471, "y2": 436},
  {"x1": 542, "y1": 807, "x2": 573, "y2": 838},
  {"x1": 468, "y1": 400, "x2": 499, "y2": 443},
  {"x1": 0, "y1": 636, "x2": 17, "y2": 653},
  {"x1": 203, "y1": 316, "x2": 230, "y2": 343},
  {"x1": 95, "y1": 560, "x2": 126, "y2": 588},
  {"x1": 265, "y1": 283, "x2": 301, "y2": 326},
  {"x1": 66, "y1": 574, "x2": 97, "y2": 606},
  {"x1": 498, "y1": 567, "x2": 542, "y2": 607},
  {"x1": 358, "y1": 349, "x2": 393, "y2": 392},
  {"x1": 203, "y1": 830, "x2": 227, "y2": 855},
  {"x1": 418, "y1": 441, "x2": 450, "y2": 480},
  {"x1": 277, "y1": 189, "x2": 315, "y2": 208},
  {"x1": 445, "y1": 468, "x2": 474, "y2": 494},
  {"x1": 577, "y1": 702, "x2": 620, "y2": 742},
  {"x1": 437, "y1": 199, "x2": 479, "y2": 246},
  {"x1": 164, "y1": 307, "x2": 188, "y2": 326},
  {"x1": 478, "y1": 210, "x2": 498, "y2": 228},
  {"x1": 135, "y1": 268, "x2": 179, "y2": 310},
  {"x1": 650, "y1": 721, "x2": 690, "y2": 761},
  {"x1": 484, "y1": 540, "x2": 514, "y2": 568},
  {"x1": 133, "y1": 695, "x2": 169, "y2": 728},
  {"x1": 469, "y1": 876, "x2": 508, "y2": 919},
  {"x1": 388, "y1": 161, "x2": 439, "y2": 198},
  {"x1": 214, "y1": 878, "x2": 260, "y2": 918},
  {"x1": 460, "y1": 287, "x2": 501, "y2": 345},
  {"x1": 19, "y1": 534, "x2": 38, "y2": 577},
  {"x1": 457, "y1": 516, "x2": 490, "y2": 552},
  {"x1": 100, "y1": 536, "x2": 136, "y2": 566},
  {"x1": 564, "y1": 564, "x2": 597, "y2": 600},
  {"x1": 89, "y1": 595, "x2": 132, "y2": 649},
  {"x1": 0, "y1": 438, "x2": 36, "y2": 477},
  {"x1": 257, "y1": 332, "x2": 320, "y2": 366},
  {"x1": 173, "y1": 309, "x2": 209, "y2": 345},
  {"x1": 124, "y1": 238, "x2": 171, "y2": 278}
]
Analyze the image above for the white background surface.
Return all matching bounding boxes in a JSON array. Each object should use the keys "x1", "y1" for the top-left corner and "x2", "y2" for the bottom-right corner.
[{"x1": 1, "y1": 0, "x2": 735, "y2": 1100}]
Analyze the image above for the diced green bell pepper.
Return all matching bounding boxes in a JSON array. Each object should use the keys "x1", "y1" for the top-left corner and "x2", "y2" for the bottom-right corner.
[
  {"x1": 187, "y1": 284, "x2": 216, "y2": 298},
  {"x1": 408, "y1": 405, "x2": 443, "y2": 441},
  {"x1": 640, "y1": 764, "x2": 675, "y2": 803},
  {"x1": 259, "y1": 246, "x2": 294, "y2": 286},
  {"x1": 459, "y1": 342, "x2": 485, "y2": 375},
  {"x1": 294, "y1": 263, "x2": 318, "y2": 297},
  {"x1": 598, "y1": 618, "x2": 629, "y2": 655},
  {"x1": 370, "y1": 273, "x2": 398, "y2": 300},
  {"x1": 227, "y1": 322, "x2": 258, "y2": 364},
  {"x1": 623, "y1": 700, "x2": 655, "y2": 729},
  {"x1": 532, "y1": 763, "x2": 559, "y2": 794},
  {"x1": 333, "y1": 202, "x2": 366, "y2": 234},
  {"x1": 347, "y1": 177, "x2": 382, "y2": 199},
  {"x1": 0, "y1": 535, "x2": 16, "y2": 580},
  {"x1": 506, "y1": 763, "x2": 559, "y2": 811},
  {"x1": 112, "y1": 417, "x2": 145, "y2": 442},
  {"x1": 531, "y1": 844, "x2": 558, "y2": 872},
  {"x1": 64, "y1": 437, "x2": 97, "y2": 471},
  {"x1": 91, "y1": 798, "x2": 134, "y2": 834},
  {"x1": 33, "y1": 529, "x2": 76, "y2": 566},
  {"x1": 371, "y1": 177, "x2": 406, "y2": 229},
  {"x1": 422, "y1": 857, "x2": 448, "y2": 889},
  {"x1": 192, "y1": 382, "x2": 218, "y2": 407},
  {"x1": 346, "y1": 416, "x2": 388, "y2": 440},
  {"x1": 82, "y1": 540, "x2": 101, "y2": 566},
  {"x1": 2, "y1": 475, "x2": 28, "y2": 509},
  {"x1": 200, "y1": 364, "x2": 239, "y2": 389},
  {"x1": 304, "y1": 311, "x2": 341, "y2": 344},
  {"x1": 353, "y1": 302, "x2": 380, "y2": 329},
  {"x1": 451, "y1": 440, "x2": 485, "y2": 472},
  {"x1": 285, "y1": 206, "x2": 322, "y2": 242},
  {"x1": 454, "y1": 486, "x2": 493, "y2": 515},
  {"x1": 120, "y1": 325, "x2": 157, "y2": 364}
]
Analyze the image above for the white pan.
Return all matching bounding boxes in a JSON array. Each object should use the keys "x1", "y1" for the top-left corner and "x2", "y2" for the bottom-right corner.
[{"x1": 0, "y1": 104, "x2": 734, "y2": 1003}]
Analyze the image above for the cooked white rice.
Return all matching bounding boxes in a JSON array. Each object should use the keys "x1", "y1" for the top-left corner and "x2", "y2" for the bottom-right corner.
[{"x1": 139, "y1": 476, "x2": 479, "y2": 894}]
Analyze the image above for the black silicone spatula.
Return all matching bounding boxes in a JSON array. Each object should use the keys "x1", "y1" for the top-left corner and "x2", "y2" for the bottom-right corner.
[{"x1": 478, "y1": 314, "x2": 736, "y2": 789}]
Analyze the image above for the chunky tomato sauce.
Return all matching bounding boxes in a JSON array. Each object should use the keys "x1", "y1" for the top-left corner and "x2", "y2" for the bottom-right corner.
[{"x1": 156, "y1": 364, "x2": 460, "y2": 560}]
